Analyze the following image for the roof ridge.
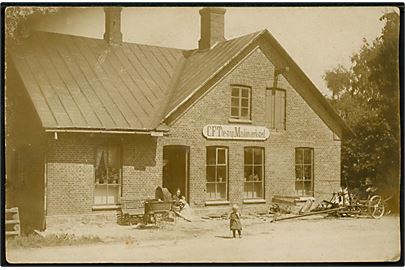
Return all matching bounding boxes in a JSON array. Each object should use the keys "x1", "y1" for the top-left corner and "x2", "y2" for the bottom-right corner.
[
  {"x1": 182, "y1": 30, "x2": 265, "y2": 58},
  {"x1": 30, "y1": 30, "x2": 186, "y2": 52}
]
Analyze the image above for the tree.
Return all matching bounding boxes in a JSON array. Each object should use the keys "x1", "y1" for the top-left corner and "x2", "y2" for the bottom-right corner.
[
  {"x1": 5, "y1": 7, "x2": 60, "y2": 41},
  {"x1": 323, "y1": 11, "x2": 400, "y2": 204}
]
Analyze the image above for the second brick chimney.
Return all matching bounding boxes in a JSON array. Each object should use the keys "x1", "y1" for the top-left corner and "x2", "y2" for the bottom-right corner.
[
  {"x1": 103, "y1": 7, "x2": 123, "y2": 44},
  {"x1": 198, "y1": 7, "x2": 226, "y2": 50}
]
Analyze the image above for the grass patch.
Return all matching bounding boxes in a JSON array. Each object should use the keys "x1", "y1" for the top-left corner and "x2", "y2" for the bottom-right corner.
[{"x1": 6, "y1": 233, "x2": 103, "y2": 249}]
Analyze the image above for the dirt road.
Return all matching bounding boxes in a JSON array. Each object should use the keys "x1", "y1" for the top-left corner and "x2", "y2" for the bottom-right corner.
[{"x1": 6, "y1": 216, "x2": 401, "y2": 263}]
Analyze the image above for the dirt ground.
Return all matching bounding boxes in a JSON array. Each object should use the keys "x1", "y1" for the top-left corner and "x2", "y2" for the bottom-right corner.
[{"x1": 6, "y1": 214, "x2": 401, "y2": 263}]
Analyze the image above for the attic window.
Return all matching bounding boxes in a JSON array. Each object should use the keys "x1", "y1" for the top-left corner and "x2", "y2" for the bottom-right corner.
[{"x1": 230, "y1": 85, "x2": 251, "y2": 120}]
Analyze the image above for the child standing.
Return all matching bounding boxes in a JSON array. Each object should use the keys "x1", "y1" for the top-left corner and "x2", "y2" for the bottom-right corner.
[{"x1": 230, "y1": 204, "x2": 242, "y2": 238}]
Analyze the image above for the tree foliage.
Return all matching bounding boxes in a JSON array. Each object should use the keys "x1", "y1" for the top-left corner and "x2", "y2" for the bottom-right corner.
[
  {"x1": 5, "y1": 7, "x2": 59, "y2": 41},
  {"x1": 324, "y1": 11, "x2": 400, "y2": 195}
]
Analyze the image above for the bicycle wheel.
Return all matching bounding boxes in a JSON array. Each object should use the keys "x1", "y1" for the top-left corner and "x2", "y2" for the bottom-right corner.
[{"x1": 368, "y1": 195, "x2": 385, "y2": 219}]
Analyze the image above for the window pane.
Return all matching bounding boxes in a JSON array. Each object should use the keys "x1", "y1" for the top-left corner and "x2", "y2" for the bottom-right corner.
[
  {"x1": 244, "y1": 148, "x2": 253, "y2": 164},
  {"x1": 241, "y1": 108, "x2": 249, "y2": 117},
  {"x1": 304, "y1": 149, "x2": 312, "y2": 164},
  {"x1": 207, "y1": 147, "x2": 216, "y2": 165},
  {"x1": 303, "y1": 182, "x2": 312, "y2": 196},
  {"x1": 295, "y1": 181, "x2": 306, "y2": 195},
  {"x1": 304, "y1": 165, "x2": 312, "y2": 180},
  {"x1": 245, "y1": 165, "x2": 253, "y2": 181},
  {"x1": 241, "y1": 88, "x2": 249, "y2": 98},
  {"x1": 253, "y1": 166, "x2": 263, "y2": 181},
  {"x1": 295, "y1": 181, "x2": 312, "y2": 196},
  {"x1": 295, "y1": 165, "x2": 303, "y2": 180},
  {"x1": 295, "y1": 149, "x2": 303, "y2": 165},
  {"x1": 207, "y1": 166, "x2": 216, "y2": 182},
  {"x1": 241, "y1": 98, "x2": 249, "y2": 107},
  {"x1": 254, "y1": 182, "x2": 263, "y2": 198},
  {"x1": 94, "y1": 185, "x2": 107, "y2": 205},
  {"x1": 253, "y1": 148, "x2": 263, "y2": 164},
  {"x1": 231, "y1": 107, "x2": 239, "y2": 117},
  {"x1": 244, "y1": 182, "x2": 253, "y2": 198},
  {"x1": 231, "y1": 97, "x2": 239, "y2": 106},
  {"x1": 231, "y1": 87, "x2": 239, "y2": 97},
  {"x1": 217, "y1": 166, "x2": 227, "y2": 182},
  {"x1": 207, "y1": 183, "x2": 216, "y2": 200},
  {"x1": 217, "y1": 148, "x2": 226, "y2": 164},
  {"x1": 108, "y1": 146, "x2": 120, "y2": 169},
  {"x1": 217, "y1": 183, "x2": 226, "y2": 199},
  {"x1": 107, "y1": 186, "x2": 119, "y2": 204}
]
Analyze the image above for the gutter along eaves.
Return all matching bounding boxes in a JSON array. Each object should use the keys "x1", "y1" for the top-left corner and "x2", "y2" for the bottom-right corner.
[{"x1": 44, "y1": 127, "x2": 168, "y2": 135}]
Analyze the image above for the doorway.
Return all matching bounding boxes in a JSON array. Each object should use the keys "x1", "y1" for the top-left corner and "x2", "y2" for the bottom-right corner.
[{"x1": 163, "y1": 145, "x2": 190, "y2": 201}]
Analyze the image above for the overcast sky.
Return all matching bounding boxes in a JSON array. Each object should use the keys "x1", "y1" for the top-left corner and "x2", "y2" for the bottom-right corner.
[{"x1": 32, "y1": 6, "x2": 396, "y2": 95}]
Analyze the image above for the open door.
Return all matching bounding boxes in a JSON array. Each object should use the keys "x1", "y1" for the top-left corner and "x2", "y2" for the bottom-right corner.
[{"x1": 162, "y1": 145, "x2": 190, "y2": 201}]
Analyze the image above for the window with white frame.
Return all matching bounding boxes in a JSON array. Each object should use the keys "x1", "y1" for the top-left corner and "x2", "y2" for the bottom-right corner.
[
  {"x1": 94, "y1": 145, "x2": 121, "y2": 205},
  {"x1": 206, "y1": 146, "x2": 228, "y2": 200},
  {"x1": 244, "y1": 147, "x2": 265, "y2": 199},
  {"x1": 230, "y1": 85, "x2": 251, "y2": 120},
  {"x1": 295, "y1": 148, "x2": 314, "y2": 196}
]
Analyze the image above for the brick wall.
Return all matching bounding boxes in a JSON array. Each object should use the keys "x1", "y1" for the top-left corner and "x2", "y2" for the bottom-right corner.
[
  {"x1": 165, "y1": 48, "x2": 341, "y2": 210},
  {"x1": 45, "y1": 47, "x2": 341, "y2": 218},
  {"x1": 46, "y1": 133, "x2": 162, "y2": 216}
]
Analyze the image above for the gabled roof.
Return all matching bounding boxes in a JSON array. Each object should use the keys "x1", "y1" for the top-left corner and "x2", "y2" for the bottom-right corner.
[
  {"x1": 164, "y1": 31, "x2": 263, "y2": 117},
  {"x1": 9, "y1": 29, "x2": 351, "y2": 136},
  {"x1": 9, "y1": 31, "x2": 184, "y2": 131},
  {"x1": 162, "y1": 29, "x2": 352, "y2": 136}
]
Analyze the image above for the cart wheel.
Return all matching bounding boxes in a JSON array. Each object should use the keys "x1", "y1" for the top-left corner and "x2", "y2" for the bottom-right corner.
[{"x1": 368, "y1": 195, "x2": 385, "y2": 219}]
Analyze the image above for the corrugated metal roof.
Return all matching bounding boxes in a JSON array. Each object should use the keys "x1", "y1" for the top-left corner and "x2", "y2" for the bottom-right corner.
[
  {"x1": 10, "y1": 30, "x2": 351, "y2": 135},
  {"x1": 164, "y1": 31, "x2": 262, "y2": 117},
  {"x1": 10, "y1": 31, "x2": 184, "y2": 130}
]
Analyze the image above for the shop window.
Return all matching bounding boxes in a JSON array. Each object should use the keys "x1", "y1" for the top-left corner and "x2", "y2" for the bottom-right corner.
[
  {"x1": 230, "y1": 85, "x2": 251, "y2": 120},
  {"x1": 94, "y1": 145, "x2": 121, "y2": 205},
  {"x1": 206, "y1": 146, "x2": 228, "y2": 200},
  {"x1": 244, "y1": 147, "x2": 264, "y2": 199},
  {"x1": 295, "y1": 148, "x2": 314, "y2": 196},
  {"x1": 266, "y1": 88, "x2": 286, "y2": 130}
]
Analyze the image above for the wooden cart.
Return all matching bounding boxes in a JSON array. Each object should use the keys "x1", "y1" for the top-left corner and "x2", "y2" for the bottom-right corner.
[{"x1": 117, "y1": 199, "x2": 173, "y2": 225}]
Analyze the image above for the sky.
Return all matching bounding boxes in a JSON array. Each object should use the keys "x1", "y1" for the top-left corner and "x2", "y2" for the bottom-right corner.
[{"x1": 31, "y1": 6, "x2": 396, "y2": 96}]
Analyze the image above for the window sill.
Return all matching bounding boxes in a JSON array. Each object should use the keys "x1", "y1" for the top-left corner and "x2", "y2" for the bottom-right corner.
[
  {"x1": 243, "y1": 199, "x2": 266, "y2": 204},
  {"x1": 228, "y1": 118, "x2": 252, "y2": 124},
  {"x1": 92, "y1": 205, "x2": 121, "y2": 211},
  {"x1": 205, "y1": 200, "x2": 230, "y2": 206}
]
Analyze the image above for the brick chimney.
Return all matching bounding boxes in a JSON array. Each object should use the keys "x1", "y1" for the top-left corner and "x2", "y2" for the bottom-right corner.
[
  {"x1": 103, "y1": 7, "x2": 123, "y2": 44},
  {"x1": 198, "y1": 7, "x2": 226, "y2": 50}
]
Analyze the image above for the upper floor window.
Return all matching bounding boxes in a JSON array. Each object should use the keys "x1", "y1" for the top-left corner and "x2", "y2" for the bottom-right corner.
[
  {"x1": 295, "y1": 147, "x2": 314, "y2": 197},
  {"x1": 266, "y1": 88, "x2": 286, "y2": 130},
  {"x1": 230, "y1": 85, "x2": 251, "y2": 120},
  {"x1": 206, "y1": 146, "x2": 228, "y2": 201}
]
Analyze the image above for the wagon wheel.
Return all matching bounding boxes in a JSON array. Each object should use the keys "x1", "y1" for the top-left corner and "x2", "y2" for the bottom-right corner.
[{"x1": 368, "y1": 195, "x2": 385, "y2": 219}]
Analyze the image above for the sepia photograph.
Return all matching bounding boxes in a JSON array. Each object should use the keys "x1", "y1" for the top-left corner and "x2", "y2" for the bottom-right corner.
[{"x1": 2, "y1": 3, "x2": 403, "y2": 264}]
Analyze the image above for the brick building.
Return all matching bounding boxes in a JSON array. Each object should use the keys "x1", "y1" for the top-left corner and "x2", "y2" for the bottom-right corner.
[{"x1": 6, "y1": 7, "x2": 351, "y2": 230}]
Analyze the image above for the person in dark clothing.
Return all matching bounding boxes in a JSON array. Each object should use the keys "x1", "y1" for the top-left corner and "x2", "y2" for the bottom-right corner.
[{"x1": 230, "y1": 204, "x2": 242, "y2": 238}]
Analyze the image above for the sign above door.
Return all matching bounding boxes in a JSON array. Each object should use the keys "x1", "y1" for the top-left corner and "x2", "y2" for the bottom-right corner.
[{"x1": 202, "y1": 124, "x2": 270, "y2": 141}]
